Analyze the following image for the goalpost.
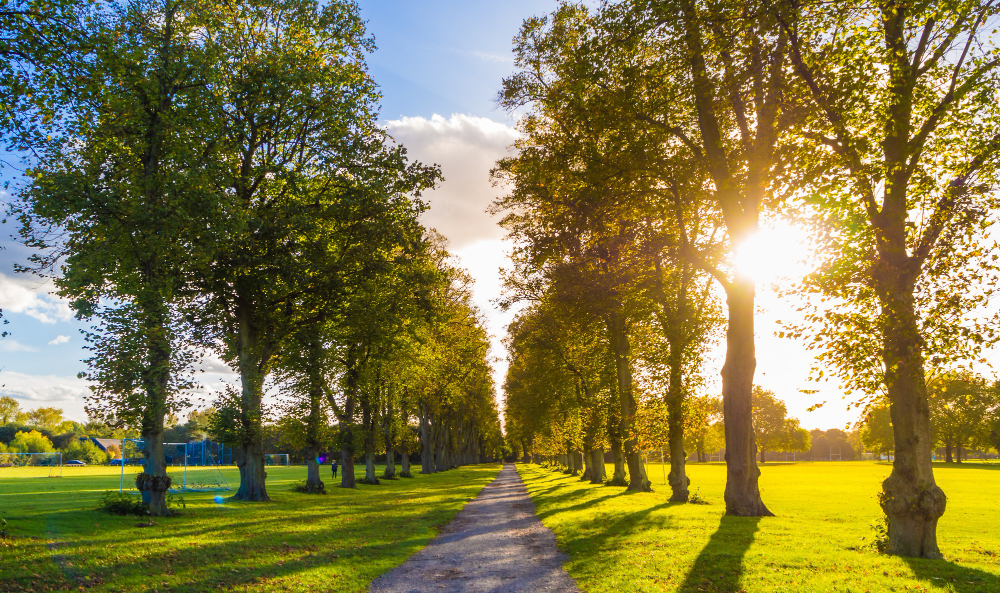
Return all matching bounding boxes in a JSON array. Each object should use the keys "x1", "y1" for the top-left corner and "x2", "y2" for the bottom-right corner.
[
  {"x1": 120, "y1": 439, "x2": 230, "y2": 493},
  {"x1": 265, "y1": 454, "x2": 289, "y2": 467},
  {"x1": 0, "y1": 452, "x2": 62, "y2": 478}
]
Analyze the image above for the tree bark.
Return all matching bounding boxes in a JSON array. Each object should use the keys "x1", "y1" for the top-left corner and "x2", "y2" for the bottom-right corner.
[
  {"x1": 606, "y1": 309, "x2": 650, "y2": 492},
  {"x1": 721, "y1": 280, "x2": 770, "y2": 515},
  {"x1": 400, "y1": 450, "x2": 412, "y2": 477},
  {"x1": 879, "y1": 285, "x2": 945, "y2": 558},
  {"x1": 590, "y1": 448, "x2": 607, "y2": 484},
  {"x1": 666, "y1": 339, "x2": 690, "y2": 502},
  {"x1": 360, "y1": 397, "x2": 379, "y2": 485},
  {"x1": 338, "y1": 373, "x2": 358, "y2": 488},
  {"x1": 233, "y1": 306, "x2": 270, "y2": 501},
  {"x1": 944, "y1": 443, "x2": 952, "y2": 463},
  {"x1": 420, "y1": 404, "x2": 433, "y2": 474},
  {"x1": 305, "y1": 447, "x2": 325, "y2": 493},
  {"x1": 141, "y1": 434, "x2": 169, "y2": 515}
]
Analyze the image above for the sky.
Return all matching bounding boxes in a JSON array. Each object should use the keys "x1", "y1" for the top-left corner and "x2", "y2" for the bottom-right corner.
[{"x1": 0, "y1": 0, "x2": 945, "y2": 431}]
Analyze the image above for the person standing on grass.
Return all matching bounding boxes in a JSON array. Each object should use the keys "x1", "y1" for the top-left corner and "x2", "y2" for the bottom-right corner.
[{"x1": 332, "y1": 459, "x2": 339, "y2": 479}]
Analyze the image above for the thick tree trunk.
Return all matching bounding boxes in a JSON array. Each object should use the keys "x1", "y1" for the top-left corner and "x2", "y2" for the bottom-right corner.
[
  {"x1": 138, "y1": 295, "x2": 173, "y2": 515},
  {"x1": 590, "y1": 448, "x2": 607, "y2": 484},
  {"x1": 233, "y1": 306, "x2": 270, "y2": 501},
  {"x1": 360, "y1": 400, "x2": 379, "y2": 485},
  {"x1": 759, "y1": 449, "x2": 766, "y2": 464},
  {"x1": 721, "y1": 280, "x2": 769, "y2": 515},
  {"x1": 364, "y1": 451, "x2": 380, "y2": 485},
  {"x1": 340, "y1": 442, "x2": 356, "y2": 489},
  {"x1": 305, "y1": 448, "x2": 325, "y2": 493},
  {"x1": 879, "y1": 286, "x2": 945, "y2": 558},
  {"x1": 944, "y1": 443, "x2": 953, "y2": 463},
  {"x1": 141, "y1": 433, "x2": 169, "y2": 515},
  {"x1": 420, "y1": 405, "x2": 433, "y2": 474},
  {"x1": 234, "y1": 442, "x2": 269, "y2": 501},
  {"x1": 609, "y1": 438, "x2": 627, "y2": 485},
  {"x1": 384, "y1": 449, "x2": 396, "y2": 479},
  {"x1": 666, "y1": 344, "x2": 690, "y2": 503},
  {"x1": 400, "y1": 450, "x2": 412, "y2": 477},
  {"x1": 581, "y1": 448, "x2": 592, "y2": 481},
  {"x1": 607, "y1": 310, "x2": 651, "y2": 492}
]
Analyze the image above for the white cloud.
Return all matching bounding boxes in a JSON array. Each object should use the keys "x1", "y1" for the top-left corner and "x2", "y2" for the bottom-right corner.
[
  {"x1": 385, "y1": 113, "x2": 519, "y2": 249},
  {"x1": 0, "y1": 371, "x2": 91, "y2": 420},
  {"x1": 0, "y1": 339, "x2": 38, "y2": 352},
  {"x1": 47, "y1": 334, "x2": 70, "y2": 345},
  {"x1": 0, "y1": 271, "x2": 74, "y2": 324}
]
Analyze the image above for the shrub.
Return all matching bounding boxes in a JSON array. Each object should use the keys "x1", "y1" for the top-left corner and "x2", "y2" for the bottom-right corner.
[{"x1": 98, "y1": 491, "x2": 148, "y2": 516}]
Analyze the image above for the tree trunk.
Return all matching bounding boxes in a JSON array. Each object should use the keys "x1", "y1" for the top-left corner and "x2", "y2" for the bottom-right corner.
[
  {"x1": 138, "y1": 294, "x2": 173, "y2": 515},
  {"x1": 400, "y1": 450, "x2": 412, "y2": 477},
  {"x1": 666, "y1": 342, "x2": 690, "y2": 503},
  {"x1": 879, "y1": 286, "x2": 945, "y2": 558},
  {"x1": 384, "y1": 449, "x2": 396, "y2": 479},
  {"x1": 305, "y1": 448, "x2": 324, "y2": 493},
  {"x1": 721, "y1": 280, "x2": 769, "y2": 515},
  {"x1": 609, "y1": 438, "x2": 627, "y2": 486},
  {"x1": 759, "y1": 449, "x2": 766, "y2": 464},
  {"x1": 581, "y1": 448, "x2": 592, "y2": 481},
  {"x1": 945, "y1": 443, "x2": 953, "y2": 463},
  {"x1": 420, "y1": 405, "x2": 433, "y2": 474},
  {"x1": 233, "y1": 305, "x2": 270, "y2": 501},
  {"x1": 141, "y1": 433, "x2": 169, "y2": 515},
  {"x1": 364, "y1": 450, "x2": 380, "y2": 485},
  {"x1": 590, "y1": 448, "x2": 607, "y2": 484},
  {"x1": 606, "y1": 310, "x2": 651, "y2": 492},
  {"x1": 956, "y1": 445, "x2": 963, "y2": 464},
  {"x1": 234, "y1": 442, "x2": 269, "y2": 501},
  {"x1": 360, "y1": 399, "x2": 379, "y2": 485}
]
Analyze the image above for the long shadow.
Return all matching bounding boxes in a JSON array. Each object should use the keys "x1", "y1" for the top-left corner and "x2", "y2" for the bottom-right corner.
[
  {"x1": 677, "y1": 515, "x2": 761, "y2": 593},
  {"x1": 905, "y1": 556, "x2": 1000, "y2": 593}
]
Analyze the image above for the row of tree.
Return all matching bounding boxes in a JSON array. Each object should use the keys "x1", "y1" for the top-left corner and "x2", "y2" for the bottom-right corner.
[
  {"x1": 495, "y1": 0, "x2": 1000, "y2": 559},
  {"x1": 2, "y1": 0, "x2": 502, "y2": 515}
]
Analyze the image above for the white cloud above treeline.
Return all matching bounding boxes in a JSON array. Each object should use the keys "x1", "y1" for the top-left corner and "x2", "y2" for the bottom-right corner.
[
  {"x1": 385, "y1": 113, "x2": 519, "y2": 249},
  {"x1": 48, "y1": 335, "x2": 70, "y2": 345},
  {"x1": 0, "y1": 271, "x2": 74, "y2": 324}
]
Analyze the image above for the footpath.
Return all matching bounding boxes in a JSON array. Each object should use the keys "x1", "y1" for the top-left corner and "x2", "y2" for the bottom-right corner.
[{"x1": 370, "y1": 463, "x2": 581, "y2": 593}]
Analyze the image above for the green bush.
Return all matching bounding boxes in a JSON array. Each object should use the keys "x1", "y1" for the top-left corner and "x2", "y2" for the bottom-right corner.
[{"x1": 98, "y1": 491, "x2": 148, "y2": 516}]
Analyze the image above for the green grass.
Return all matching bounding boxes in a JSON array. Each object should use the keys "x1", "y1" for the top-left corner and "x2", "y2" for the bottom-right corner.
[
  {"x1": 0, "y1": 463, "x2": 501, "y2": 592},
  {"x1": 518, "y1": 461, "x2": 1000, "y2": 593}
]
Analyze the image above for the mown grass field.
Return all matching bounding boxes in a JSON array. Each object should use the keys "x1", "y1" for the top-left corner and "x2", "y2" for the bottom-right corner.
[
  {"x1": 0, "y1": 463, "x2": 502, "y2": 592},
  {"x1": 518, "y1": 461, "x2": 1000, "y2": 593}
]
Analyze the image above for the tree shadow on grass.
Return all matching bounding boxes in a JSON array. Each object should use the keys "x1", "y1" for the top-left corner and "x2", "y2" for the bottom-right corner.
[
  {"x1": 677, "y1": 515, "x2": 761, "y2": 593},
  {"x1": 904, "y1": 556, "x2": 1000, "y2": 593}
]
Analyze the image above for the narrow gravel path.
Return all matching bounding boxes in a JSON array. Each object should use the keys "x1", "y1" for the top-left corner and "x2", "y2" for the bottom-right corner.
[{"x1": 369, "y1": 464, "x2": 581, "y2": 593}]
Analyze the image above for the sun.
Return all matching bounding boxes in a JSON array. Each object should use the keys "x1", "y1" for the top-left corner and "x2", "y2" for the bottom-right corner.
[{"x1": 733, "y1": 223, "x2": 813, "y2": 286}]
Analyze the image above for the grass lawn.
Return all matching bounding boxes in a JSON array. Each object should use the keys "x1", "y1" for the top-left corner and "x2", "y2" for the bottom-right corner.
[
  {"x1": 0, "y1": 462, "x2": 501, "y2": 592},
  {"x1": 518, "y1": 461, "x2": 1000, "y2": 593}
]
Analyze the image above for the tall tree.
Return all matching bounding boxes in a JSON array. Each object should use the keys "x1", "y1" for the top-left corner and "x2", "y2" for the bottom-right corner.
[
  {"x1": 778, "y1": 0, "x2": 1000, "y2": 556},
  {"x1": 625, "y1": 0, "x2": 792, "y2": 516},
  {"x1": 15, "y1": 0, "x2": 217, "y2": 515}
]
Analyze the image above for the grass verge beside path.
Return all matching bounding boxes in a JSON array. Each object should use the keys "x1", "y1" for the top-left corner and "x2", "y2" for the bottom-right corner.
[
  {"x1": 517, "y1": 461, "x2": 1000, "y2": 593},
  {"x1": 0, "y1": 463, "x2": 501, "y2": 592}
]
